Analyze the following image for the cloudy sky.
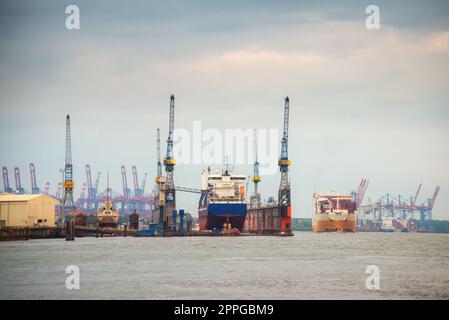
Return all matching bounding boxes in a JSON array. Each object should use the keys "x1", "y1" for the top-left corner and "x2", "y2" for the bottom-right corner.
[{"x1": 0, "y1": 0, "x2": 448, "y2": 218}]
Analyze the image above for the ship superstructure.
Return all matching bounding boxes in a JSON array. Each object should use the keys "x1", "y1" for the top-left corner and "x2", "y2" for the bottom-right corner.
[
  {"x1": 312, "y1": 193, "x2": 356, "y2": 232},
  {"x1": 198, "y1": 167, "x2": 247, "y2": 231}
]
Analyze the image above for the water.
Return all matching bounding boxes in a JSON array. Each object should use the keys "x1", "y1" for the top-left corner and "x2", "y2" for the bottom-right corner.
[{"x1": 1, "y1": 232, "x2": 448, "y2": 299}]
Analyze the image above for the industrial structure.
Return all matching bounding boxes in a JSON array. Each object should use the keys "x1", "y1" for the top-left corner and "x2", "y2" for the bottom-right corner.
[
  {"x1": 244, "y1": 96, "x2": 292, "y2": 234},
  {"x1": 0, "y1": 193, "x2": 59, "y2": 227},
  {"x1": 358, "y1": 184, "x2": 440, "y2": 232},
  {"x1": 61, "y1": 115, "x2": 76, "y2": 221},
  {"x1": 249, "y1": 129, "x2": 261, "y2": 209},
  {"x1": 162, "y1": 95, "x2": 177, "y2": 233}
]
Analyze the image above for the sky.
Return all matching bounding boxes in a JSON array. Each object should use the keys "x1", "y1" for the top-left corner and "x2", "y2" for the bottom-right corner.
[{"x1": 0, "y1": 0, "x2": 448, "y2": 218}]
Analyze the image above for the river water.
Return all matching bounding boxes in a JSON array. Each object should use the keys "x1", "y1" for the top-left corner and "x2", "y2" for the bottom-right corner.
[{"x1": 0, "y1": 232, "x2": 448, "y2": 299}]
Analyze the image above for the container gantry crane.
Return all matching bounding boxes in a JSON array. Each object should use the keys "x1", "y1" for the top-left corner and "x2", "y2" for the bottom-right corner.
[
  {"x1": 2, "y1": 167, "x2": 13, "y2": 193},
  {"x1": 44, "y1": 182, "x2": 50, "y2": 195},
  {"x1": 121, "y1": 165, "x2": 132, "y2": 200},
  {"x1": 141, "y1": 173, "x2": 148, "y2": 194},
  {"x1": 30, "y1": 163, "x2": 41, "y2": 194},
  {"x1": 14, "y1": 167, "x2": 26, "y2": 194}
]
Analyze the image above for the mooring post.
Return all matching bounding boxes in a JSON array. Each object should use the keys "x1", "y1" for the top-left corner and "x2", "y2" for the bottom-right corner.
[{"x1": 65, "y1": 220, "x2": 75, "y2": 241}]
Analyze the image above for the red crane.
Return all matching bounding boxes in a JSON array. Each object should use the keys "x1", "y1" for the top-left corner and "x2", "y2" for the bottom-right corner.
[
  {"x1": 355, "y1": 178, "x2": 369, "y2": 208},
  {"x1": 411, "y1": 183, "x2": 422, "y2": 206},
  {"x1": 429, "y1": 186, "x2": 440, "y2": 210}
]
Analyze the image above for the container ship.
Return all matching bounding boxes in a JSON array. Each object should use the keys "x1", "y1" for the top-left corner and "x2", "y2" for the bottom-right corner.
[
  {"x1": 198, "y1": 167, "x2": 247, "y2": 231},
  {"x1": 312, "y1": 193, "x2": 356, "y2": 232}
]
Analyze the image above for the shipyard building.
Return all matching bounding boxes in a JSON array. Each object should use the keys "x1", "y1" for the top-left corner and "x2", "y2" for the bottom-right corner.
[{"x1": 0, "y1": 194, "x2": 58, "y2": 227}]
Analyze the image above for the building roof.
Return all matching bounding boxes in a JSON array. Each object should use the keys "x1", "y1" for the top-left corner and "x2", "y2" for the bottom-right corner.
[{"x1": 0, "y1": 193, "x2": 58, "y2": 202}]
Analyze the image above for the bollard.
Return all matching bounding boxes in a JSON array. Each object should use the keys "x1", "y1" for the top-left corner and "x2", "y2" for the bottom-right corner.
[{"x1": 65, "y1": 220, "x2": 75, "y2": 241}]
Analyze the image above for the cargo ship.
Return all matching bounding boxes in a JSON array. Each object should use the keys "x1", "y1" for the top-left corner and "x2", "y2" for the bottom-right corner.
[
  {"x1": 312, "y1": 193, "x2": 356, "y2": 232},
  {"x1": 198, "y1": 167, "x2": 247, "y2": 231}
]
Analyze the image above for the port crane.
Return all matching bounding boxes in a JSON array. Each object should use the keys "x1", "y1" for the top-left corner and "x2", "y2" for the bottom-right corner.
[
  {"x1": 14, "y1": 167, "x2": 26, "y2": 194},
  {"x1": 141, "y1": 173, "x2": 148, "y2": 194},
  {"x1": 278, "y1": 97, "x2": 291, "y2": 215},
  {"x1": 56, "y1": 182, "x2": 62, "y2": 200},
  {"x1": 62, "y1": 115, "x2": 76, "y2": 219},
  {"x1": 250, "y1": 129, "x2": 261, "y2": 208},
  {"x1": 163, "y1": 95, "x2": 177, "y2": 232},
  {"x1": 30, "y1": 163, "x2": 41, "y2": 194},
  {"x1": 44, "y1": 182, "x2": 50, "y2": 195},
  {"x1": 2, "y1": 167, "x2": 13, "y2": 193},
  {"x1": 121, "y1": 165, "x2": 132, "y2": 200}
]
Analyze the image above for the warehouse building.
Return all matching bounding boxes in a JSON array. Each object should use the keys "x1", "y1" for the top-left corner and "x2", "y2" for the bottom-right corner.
[{"x1": 0, "y1": 193, "x2": 58, "y2": 227}]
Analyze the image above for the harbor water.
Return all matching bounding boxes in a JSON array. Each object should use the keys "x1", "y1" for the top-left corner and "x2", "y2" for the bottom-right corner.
[{"x1": 0, "y1": 232, "x2": 448, "y2": 299}]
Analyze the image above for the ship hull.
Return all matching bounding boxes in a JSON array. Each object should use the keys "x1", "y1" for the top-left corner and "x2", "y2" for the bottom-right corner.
[
  {"x1": 97, "y1": 216, "x2": 118, "y2": 228},
  {"x1": 245, "y1": 205, "x2": 292, "y2": 234},
  {"x1": 313, "y1": 213, "x2": 356, "y2": 232},
  {"x1": 199, "y1": 203, "x2": 247, "y2": 231}
]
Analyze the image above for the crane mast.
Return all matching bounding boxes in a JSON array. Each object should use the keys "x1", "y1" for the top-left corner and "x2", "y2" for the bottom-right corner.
[
  {"x1": 163, "y1": 95, "x2": 176, "y2": 232},
  {"x1": 132, "y1": 165, "x2": 140, "y2": 195},
  {"x1": 250, "y1": 129, "x2": 261, "y2": 208},
  {"x1": 62, "y1": 115, "x2": 76, "y2": 219},
  {"x1": 278, "y1": 97, "x2": 291, "y2": 211},
  {"x1": 156, "y1": 128, "x2": 162, "y2": 180},
  {"x1": 2, "y1": 167, "x2": 13, "y2": 193},
  {"x1": 14, "y1": 167, "x2": 25, "y2": 194},
  {"x1": 30, "y1": 163, "x2": 41, "y2": 194}
]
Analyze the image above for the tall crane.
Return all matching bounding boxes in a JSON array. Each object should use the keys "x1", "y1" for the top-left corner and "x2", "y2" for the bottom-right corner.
[
  {"x1": 93, "y1": 171, "x2": 101, "y2": 209},
  {"x1": 44, "y1": 182, "x2": 50, "y2": 195},
  {"x1": 412, "y1": 183, "x2": 422, "y2": 206},
  {"x1": 132, "y1": 165, "x2": 143, "y2": 196},
  {"x1": 77, "y1": 182, "x2": 87, "y2": 210},
  {"x1": 154, "y1": 128, "x2": 164, "y2": 224},
  {"x1": 30, "y1": 163, "x2": 41, "y2": 194},
  {"x1": 250, "y1": 129, "x2": 261, "y2": 208},
  {"x1": 2, "y1": 167, "x2": 13, "y2": 193},
  {"x1": 141, "y1": 173, "x2": 148, "y2": 194},
  {"x1": 56, "y1": 182, "x2": 62, "y2": 200},
  {"x1": 121, "y1": 165, "x2": 132, "y2": 200},
  {"x1": 355, "y1": 178, "x2": 369, "y2": 209},
  {"x1": 164, "y1": 95, "x2": 177, "y2": 231},
  {"x1": 278, "y1": 97, "x2": 291, "y2": 212},
  {"x1": 14, "y1": 167, "x2": 25, "y2": 194},
  {"x1": 85, "y1": 164, "x2": 96, "y2": 210},
  {"x1": 62, "y1": 115, "x2": 76, "y2": 218}
]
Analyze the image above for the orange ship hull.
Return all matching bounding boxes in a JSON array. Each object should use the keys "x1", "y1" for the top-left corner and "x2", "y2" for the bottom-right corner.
[{"x1": 313, "y1": 215, "x2": 356, "y2": 232}]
